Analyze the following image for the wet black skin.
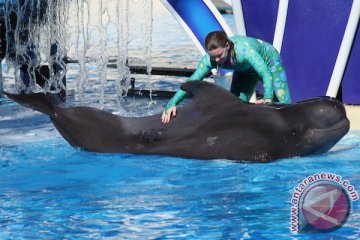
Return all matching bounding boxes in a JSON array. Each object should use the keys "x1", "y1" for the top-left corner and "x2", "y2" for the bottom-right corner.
[{"x1": 5, "y1": 81, "x2": 350, "y2": 162}]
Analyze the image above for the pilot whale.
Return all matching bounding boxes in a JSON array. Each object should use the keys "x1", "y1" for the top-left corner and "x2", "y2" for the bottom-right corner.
[{"x1": 5, "y1": 81, "x2": 350, "y2": 162}]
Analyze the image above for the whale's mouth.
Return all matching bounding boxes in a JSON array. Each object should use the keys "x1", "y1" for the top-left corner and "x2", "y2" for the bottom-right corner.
[
  {"x1": 304, "y1": 118, "x2": 350, "y2": 154},
  {"x1": 310, "y1": 117, "x2": 350, "y2": 134}
]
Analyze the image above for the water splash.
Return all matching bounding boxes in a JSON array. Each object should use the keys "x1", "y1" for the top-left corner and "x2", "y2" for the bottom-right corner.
[
  {"x1": 75, "y1": 0, "x2": 90, "y2": 104},
  {"x1": 2, "y1": 0, "x2": 67, "y2": 95},
  {"x1": 115, "y1": 0, "x2": 130, "y2": 107},
  {"x1": 70, "y1": 0, "x2": 155, "y2": 109},
  {"x1": 0, "y1": 0, "x2": 154, "y2": 111},
  {"x1": 143, "y1": 0, "x2": 155, "y2": 110},
  {"x1": 0, "y1": 63, "x2": 3, "y2": 97},
  {"x1": 97, "y1": 0, "x2": 110, "y2": 109}
]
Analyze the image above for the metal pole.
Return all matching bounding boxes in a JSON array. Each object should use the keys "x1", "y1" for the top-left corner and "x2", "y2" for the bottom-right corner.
[
  {"x1": 326, "y1": 0, "x2": 360, "y2": 97},
  {"x1": 231, "y1": 0, "x2": 246, "y2": 36},
  {"x1": 273, "y1": 0, "x2": 289, "y2": 53}
]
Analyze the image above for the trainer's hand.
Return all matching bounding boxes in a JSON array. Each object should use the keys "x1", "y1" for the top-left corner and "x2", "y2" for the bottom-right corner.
[
  {"x1": 255, "y1": 98, "x2": 272, "y2": 104},
  {"x1": 161, "y1": 106, "x2": 177, "y2": 123}
]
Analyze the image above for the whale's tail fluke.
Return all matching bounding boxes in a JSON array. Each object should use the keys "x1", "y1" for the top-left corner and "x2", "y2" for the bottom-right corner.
[{"x1": 4, "y1": 92, "x2": 56, "y2": 118}]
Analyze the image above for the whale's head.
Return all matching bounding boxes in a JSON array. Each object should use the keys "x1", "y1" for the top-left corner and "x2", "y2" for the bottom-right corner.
[{"x1": 283, "y1": 97, "x2": 350, "y2": 155}]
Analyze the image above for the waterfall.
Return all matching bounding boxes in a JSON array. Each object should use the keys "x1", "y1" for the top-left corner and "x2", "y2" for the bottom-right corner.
[
  {"x1": 115, "y1": 0, "x2": 130, "y2": 107},
  {"x1": 144, "y1": 0, "x2": 154, "y2": 107},
  {"x1": 2, "y1": 0, "x2": 67, "y2": 94},
  {"x1": 0, "y1": 0, "x2": 154, "y2": 110}
]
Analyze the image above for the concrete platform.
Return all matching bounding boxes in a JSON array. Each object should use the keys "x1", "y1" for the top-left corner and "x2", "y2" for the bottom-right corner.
[{"x1": 345, "y1": 105, "x2": 360, "y2": 131}]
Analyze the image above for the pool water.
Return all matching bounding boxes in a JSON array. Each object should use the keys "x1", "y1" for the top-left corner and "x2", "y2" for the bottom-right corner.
[{"x1": 0, "y1": 96, "x2": 360, "y2": 239}]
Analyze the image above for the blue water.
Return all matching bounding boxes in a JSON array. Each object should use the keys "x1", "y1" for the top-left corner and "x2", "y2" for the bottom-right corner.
[
  {"x1": 1, "y1": 3, "x2": 360, "y2": 239},
  {"x1": 0, "y1": 130, "x2": 359, "y2": 239}
]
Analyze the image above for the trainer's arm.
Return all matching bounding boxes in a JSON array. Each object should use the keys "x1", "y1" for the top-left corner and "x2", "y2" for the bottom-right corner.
[
  {"x1": 164, "y1": 56, "x2": 212, "y2": 110},
  {"x1": 162, "y1": 56, "x2": 212, "y2": 123}
]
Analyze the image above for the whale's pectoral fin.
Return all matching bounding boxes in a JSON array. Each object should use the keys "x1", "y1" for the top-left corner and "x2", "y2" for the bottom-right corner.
[
  {"x1": 180, "y1": 80, "x2": 241, "y2": 106},
  {"x1": 4, "y1": 92, "x2": 56, "y2": 118}
]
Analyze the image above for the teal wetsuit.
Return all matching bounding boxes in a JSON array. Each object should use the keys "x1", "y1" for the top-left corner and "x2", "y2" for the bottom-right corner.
[{"x1": 165, "y1": 35, "x2": 292, "y2": 110}]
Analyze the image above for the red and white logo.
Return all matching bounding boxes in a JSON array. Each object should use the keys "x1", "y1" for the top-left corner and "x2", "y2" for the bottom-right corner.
[
  {"x1": 300, "y1": 183, "x2": 350, "y2": 231},
  {"x1": 290, "y1": 173, "x2": 358, "y2": 233}
]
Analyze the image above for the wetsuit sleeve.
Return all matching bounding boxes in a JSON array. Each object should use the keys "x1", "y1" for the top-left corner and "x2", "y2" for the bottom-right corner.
[
  {"x1": 237, "y1": 48, "x2": 274, "y2": 100},
  {"x1": 165, "y1": 89, "x2": 187, "y2": 110},
  {"x1": 165, "y1": 55, "x2": 212, "y2": 110}
]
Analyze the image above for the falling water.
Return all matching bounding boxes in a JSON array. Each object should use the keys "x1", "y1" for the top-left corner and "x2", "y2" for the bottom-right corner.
[
  {"x1": 0, "y1": 0, "x2": 154, "y2": 110},
  {"x1": 2, "y1": 0, "x2": 68, "y2": 94},
  {"x1": 144, "y1": 0, "x2": 154, "y2": 106},
  {"x1": 97, "y1": 0, "x2": 110, "y2": 108},
  {"x1": 0, "y1": 64, "x2": 3, "y2": 97},
  {"x1": 115, "y1": 0, "x2": 130, "y2": 106},
  {"x1": 0, "y1": 3, "x2": 4, "y2": 96},
  {"x1": 69, "y1": 0, "x2": 154, "y2": 108},
  {"x1": 74, "y1": 0, "x2": 90, "y2": 104}
]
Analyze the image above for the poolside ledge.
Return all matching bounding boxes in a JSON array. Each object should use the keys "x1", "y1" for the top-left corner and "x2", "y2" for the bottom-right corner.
[{"x1": 345, "y1": 105, "x2": 360, "y2": 131}]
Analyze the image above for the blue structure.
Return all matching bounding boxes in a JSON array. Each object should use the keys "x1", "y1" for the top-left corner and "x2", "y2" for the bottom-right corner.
[
  {"x1": 162, "y1": 0, "x2": 360, "y2": 104},
  {"x1": 161, "y1": 0, "x2": 233, "y2": 54}
]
